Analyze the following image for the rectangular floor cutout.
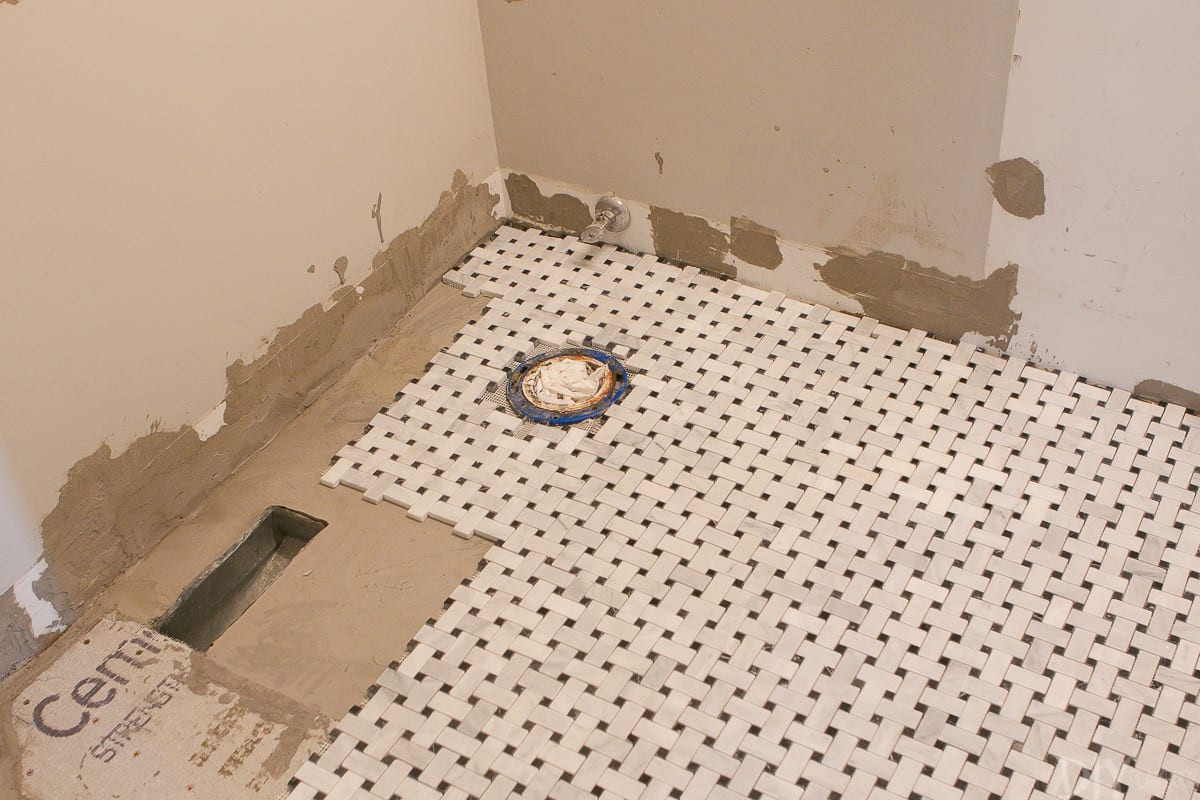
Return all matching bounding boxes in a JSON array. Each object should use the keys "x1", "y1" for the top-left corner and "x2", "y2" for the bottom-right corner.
[{"x1": 157, "y1": 506, "x2": 326, "y2": 651}]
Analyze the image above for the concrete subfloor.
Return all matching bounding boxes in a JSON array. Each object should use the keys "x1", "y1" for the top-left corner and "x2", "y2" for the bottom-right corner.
[{"x1": 0, "y1": 283, "x2": 492, "y2": 797}]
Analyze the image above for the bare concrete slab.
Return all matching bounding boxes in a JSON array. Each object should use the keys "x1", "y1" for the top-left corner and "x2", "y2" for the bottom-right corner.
[{"x1": 0, "y1": 283, "x2": 492, "y2": 797}]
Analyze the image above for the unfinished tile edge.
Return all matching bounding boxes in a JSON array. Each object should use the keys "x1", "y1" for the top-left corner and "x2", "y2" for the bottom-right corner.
[{"x1": 0, "y1": 170, "x2": 503, "y2": 684}]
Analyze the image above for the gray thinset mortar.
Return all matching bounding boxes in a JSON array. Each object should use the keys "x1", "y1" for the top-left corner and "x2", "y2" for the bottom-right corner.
[
  {"x1": 986, "y1": 156, "x2": 1046, "y2": 218},
  {"x1": 816, "y1": 248, "x2": 1021, "y2": 349},
  {"x1": 505, "y1": 172, "x2": 592, "y2": 233},
  {"x1": 2, "y1": 171, "x2": 501, "y2": 683}
]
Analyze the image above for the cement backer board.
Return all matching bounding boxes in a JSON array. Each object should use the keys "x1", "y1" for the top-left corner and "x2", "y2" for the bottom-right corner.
[{"x1": 13, "y1": 615, "x2": 324, "y2": 800}]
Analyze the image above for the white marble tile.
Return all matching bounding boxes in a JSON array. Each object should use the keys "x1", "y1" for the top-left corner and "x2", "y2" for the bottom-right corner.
[{"x1": 293, "y1": 226, "x2": 1200, "y2": 800}]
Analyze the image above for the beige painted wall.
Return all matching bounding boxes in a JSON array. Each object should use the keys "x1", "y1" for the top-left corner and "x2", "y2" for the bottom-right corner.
[
  {"x1": 0, "y1": 0, "x2": 498, "y2": 592},
  {"x1": 985, "y1": 1, "x2": 1200, "y2": 405},
  {"x1": 478, "y1": 0, "x2": 1018, "y2": 279}
]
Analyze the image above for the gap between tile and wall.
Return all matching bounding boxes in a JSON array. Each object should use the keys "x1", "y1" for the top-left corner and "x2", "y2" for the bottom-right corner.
[
  {"x1": 497, "y1": 169, "x2": 1199, "y2": 420},
  {"x1": 500, "y1": 167, "x2": 1022, "y2": 350}
]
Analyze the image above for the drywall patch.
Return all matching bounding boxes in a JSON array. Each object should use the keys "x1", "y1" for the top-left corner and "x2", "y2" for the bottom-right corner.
[
  {"x1": 817, "y1": 249, "x2": 1020, "y2": 347},
  {"x1": 986, "y1": 157, "x2": 1045, "y2": 218},
  {"x1": 505, "y1": 172, "x2": 592, "y2": 233},
  {"x1": 28, "y1": 171, "x2": 499, "y2": 677},
  {"x1": 1134, "y1": 379, "x2": 1200, "y2": 412},
  {"x1": 730, "y1": 216, "x2": 783, "y2": 269},
  {"x1": 649, "y1": 206, "x2": 735, "y2": 277}
]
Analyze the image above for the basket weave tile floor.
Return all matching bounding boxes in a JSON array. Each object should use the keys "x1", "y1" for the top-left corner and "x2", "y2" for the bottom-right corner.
[{"x1": 288, "y1": 226, "x2": 1200, "y2": 800}]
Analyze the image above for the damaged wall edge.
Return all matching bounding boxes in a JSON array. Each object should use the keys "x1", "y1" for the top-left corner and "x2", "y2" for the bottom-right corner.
[
  {"x1": 649, "y1": 206, "x2": 736, "y2": 277},
  {"x1": 816, "y1": 248, "x2": 1021, "y2": 349},
  {"x1": 504, "y1": 172, "x2": 592, "y2": 233},
  {"x1": 502, "y1": 170, "x2": 1022, "y2": 341},
  {"x1": 501, "y1": 170, "x2": 1200, "y2": 413},
  {"x1": 504, "y1": 170, "x2": 789, "y2": 282},
  {"x1": 0, "y1": 170, "x2": 501, "y2": 681}
]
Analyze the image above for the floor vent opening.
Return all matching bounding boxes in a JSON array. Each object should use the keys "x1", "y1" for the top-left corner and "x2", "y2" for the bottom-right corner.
[{"x1": 156, "y1": 506, "x2": 327, "y2": 651}]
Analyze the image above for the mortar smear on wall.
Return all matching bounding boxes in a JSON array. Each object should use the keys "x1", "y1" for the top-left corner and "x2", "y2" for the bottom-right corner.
[{"x1": 0, "y1": 170, "x2": 502, "y2": 682}]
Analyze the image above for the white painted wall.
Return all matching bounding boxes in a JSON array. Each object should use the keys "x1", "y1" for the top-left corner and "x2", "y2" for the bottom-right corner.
[
  {"x1": 987, "y1": 1, "x2": 1200, "y2": 397},
  {"x1": 478, "y1": 0, "x2": 1018, "y2": 280},
  {"x1": 0, "y1": 0, "x2": 499, "y2": 593}
]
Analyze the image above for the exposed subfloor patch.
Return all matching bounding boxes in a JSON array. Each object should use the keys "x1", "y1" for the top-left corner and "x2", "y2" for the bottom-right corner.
[{"x1": 299, "y1": 225, "x2": 1200, "y2": 799}]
